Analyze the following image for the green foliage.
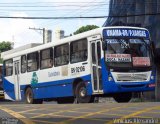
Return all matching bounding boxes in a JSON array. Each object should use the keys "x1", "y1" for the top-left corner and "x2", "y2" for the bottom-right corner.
[
  {"x1": 0, "y1": 58, "x2": 2, "y2": 63},
  {"x1": 74, "y1": 25, "x2": 99, "y2": 35},
  {"x1": 0, "y1": 41, "x2": 12, "y2": 52},
  {"x1": 0, "y1": 41, "x2": 12, "y2": 64}
]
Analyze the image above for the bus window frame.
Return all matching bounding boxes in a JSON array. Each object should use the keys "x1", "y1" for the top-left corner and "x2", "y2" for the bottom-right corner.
[
  {"x1": 70, "y1": 38, "x2": 88, "y2": 64},
  {"x1": 40, "y1": 47, "x2": 53, "y2": 70},
  {"x1": 54, "y1": 43, "x2": 69, "y2": 67},
  {"x1": 21, "y1": 55, "x2": 27, "y2": 73},
  {"x1": 4, "y1": 59, "x2": 13, "y2": 77},
  {"x1": 27, "y1": 51, "x2": 39, "y2": 72}
]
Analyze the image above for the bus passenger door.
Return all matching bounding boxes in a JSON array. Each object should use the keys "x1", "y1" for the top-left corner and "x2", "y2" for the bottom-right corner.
[
  {"x1": 13, "y1": 60, "x2": 21, "y2": 101},
  {"x1": 90, "y1": 40, "x2": 103, "y2": 93}
]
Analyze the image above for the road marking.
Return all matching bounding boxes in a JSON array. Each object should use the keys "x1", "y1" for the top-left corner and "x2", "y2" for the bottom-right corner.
[
  {"x1": 0, "y1": 106, "x2": 35, "y2": 124},
  {"x1": 32, "y1": 119, "x2": 57, "y2": 124},
  {"x1": 51, "y1": 114, "x2": 74, "y2": 118},
  {"x1": 107, "y1": 105, "x2": 160, "y2": 124},
  {"x1": 145, "y1": 111, "x2": 160, "y2": 114},
  {"x1": 17, "y1": 105, "x2": 63, "y2": 114},
  {"x1": 100, "y1": 113, "x2": 126, "y2": 117},
  {"x1": 54, "y1": 114, "x2": 110, "y2": 122},
  {"x1": 86, "y1": 118, "x2": 109, "y2": 122},
  {"x1": 67, "y1": 110, "x2": 89, "y2": 114},
  {"x1": 134, "y1": 116, "x2": 154, "y2": 118},
  {"x1": 17, "y1": 109, "x2": 38, "y2": 114},
  {"x1": 31, "y1": 106, "x2": 91, "y2": 118},
  {"x1": 119, "y1": 105, "x2": 160, "y2": 118},
  {"x1": 59, "y1": 104, "x2": 134, "y2": 124}
]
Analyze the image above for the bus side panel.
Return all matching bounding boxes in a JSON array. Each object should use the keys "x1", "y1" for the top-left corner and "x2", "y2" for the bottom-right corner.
[
  {"x1": 101, "y1": 58, "x2": 119, "y2": 93},
  {"x1": 20, "y1": 74, "x2": 92, "y2": 100},
  {"x1": 86, "y1": 81, "x2": 93, "y2": 95},
  {"x1": 3, "y1": 77, "x2": 15, "y2": 100},
  {"x1": 33, "y1": 83, "x2": 73, "y2": 99}
]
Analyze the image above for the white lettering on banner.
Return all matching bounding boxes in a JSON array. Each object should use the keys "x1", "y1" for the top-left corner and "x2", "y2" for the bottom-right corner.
[
  {"x1": 106, "y1": 29, "x2": 147, "y2": 37},
  {"x1": 105, "y1": 54, "x2": 131, "y2": 62},
  {"x1": 133, "y1": 57, "x2": 150, "y2": 66}
]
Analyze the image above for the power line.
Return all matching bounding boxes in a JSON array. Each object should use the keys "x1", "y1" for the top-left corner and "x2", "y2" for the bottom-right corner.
[
  {"x1": 0, "y1": 7, "x2": 108, "y2": 12},
  {"x1": 0, "y1": 3, "x2": 108, "y2": 12},
  {"x1": 0, "y1": 13, "x2": 160, "y2": 20},
  {"x1": 0, "y1": 1, "x2": 157, "y2": 4},
  {"x1": 0, "y1": 3, "x2": 158, "y2": 8},
  {"x1": 39, "y1": 0, "x2": 104, "y2": 26},
  {"x1": 0, "y1": 2, "x2": 108, "y2": 4},
  {"x1": 0, "y1": 4, "x2": 108, "y2": 7},
  {"x1": 0, "y1": 1, "x2": 157, "y2": 5}
]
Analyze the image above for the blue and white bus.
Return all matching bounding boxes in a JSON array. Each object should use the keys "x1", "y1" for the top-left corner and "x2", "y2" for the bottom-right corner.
[{"x1": 1, "y1": 27, "x2": 155, "y2": 104}]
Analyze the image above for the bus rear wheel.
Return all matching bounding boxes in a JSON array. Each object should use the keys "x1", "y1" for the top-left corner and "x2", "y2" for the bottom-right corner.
[
  {"x1": 25, "y1": 87, "x2": 43, "y2": 104},
  {"x1": 75, "y1": 82, "x2": 94, "y2": 103},
  {"x1": 113, "y1": 92, "x2": 132, "y2": 103}
]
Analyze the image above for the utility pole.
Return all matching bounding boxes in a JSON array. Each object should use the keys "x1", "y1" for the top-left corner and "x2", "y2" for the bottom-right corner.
[
  {"x1": 29, "y1": 27, "x2": 45, "y2": 44},
  {"x1": 29, "y1": 27, "x2": 52, "y2": 44}
]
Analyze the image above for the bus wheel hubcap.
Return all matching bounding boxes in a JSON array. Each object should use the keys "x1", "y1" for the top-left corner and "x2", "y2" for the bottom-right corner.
[
  {"x1": 27, "y1": 92, "x2": 32, "y2": 103},
  {"x1": 80, "y1": 88, "x2": 86, "y2": 97}
]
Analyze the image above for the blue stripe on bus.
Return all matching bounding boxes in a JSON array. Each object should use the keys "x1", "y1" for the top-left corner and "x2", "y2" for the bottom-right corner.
[
  {"x1": 3, "y1": 74, "x2": 92, "y2": 100},
  {"x1": 3, "y1": 77, "x2": 15, "y2": 100}
]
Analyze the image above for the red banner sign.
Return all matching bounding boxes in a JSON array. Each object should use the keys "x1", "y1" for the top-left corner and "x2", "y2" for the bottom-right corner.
[{"x1": 132, "y1": 57, "x2": 150, "y2": 66}]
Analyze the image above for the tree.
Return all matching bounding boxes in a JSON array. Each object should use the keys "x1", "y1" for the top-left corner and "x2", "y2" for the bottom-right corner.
[
  {"x1": 0, "y1": 58, "x2": 2, "y2": 63},
  {"x1": 0, "y1": 41, "x2": 12, "y2": 53},
  {"x1": 0, "y1": 41, "x2": 12, "y2": 63},
  {"x1": 74, "y1": 25, "x2": 99, "y2": 35}
]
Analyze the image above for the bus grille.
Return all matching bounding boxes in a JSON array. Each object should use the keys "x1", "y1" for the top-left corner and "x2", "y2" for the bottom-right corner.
[{"x1": 111, "y1": 71, "x2": 151, "y2": 82}]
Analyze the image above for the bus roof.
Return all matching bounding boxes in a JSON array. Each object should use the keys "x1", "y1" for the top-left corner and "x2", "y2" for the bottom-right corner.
[
  {"x1": 1, "y1": 43, "x2": 42, "y2": 57},
  {"x1": 1, "y1": 26, "x2": 148, "y2": 60}
]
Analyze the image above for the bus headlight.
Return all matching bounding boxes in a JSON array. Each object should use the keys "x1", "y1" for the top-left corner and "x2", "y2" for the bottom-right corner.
[
  {"x1": 108, "y1": 76, "x2": 113, "y2": 81},
  {"x1": 151, "y1": 76, "x2": 154, "y2": 80}
]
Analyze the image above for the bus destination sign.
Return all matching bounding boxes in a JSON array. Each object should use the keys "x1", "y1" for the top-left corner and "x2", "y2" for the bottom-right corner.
[{"x1": 103, "y1": 29, "x2": 149, "y2": 38}]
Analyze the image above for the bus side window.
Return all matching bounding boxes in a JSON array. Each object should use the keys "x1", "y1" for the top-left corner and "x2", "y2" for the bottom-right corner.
[
  {"x1": 70, "y1": 39, "x2": 88, "y2": 63},
  {"x1": 40, "y1": 48, "x2": 53, "y2": 69},
  {"x1": 27, "y1": 52, "x2": 39, "y2": 72},
  {"x1": 4, "y1": 59, "x2": 13, "y2": 76},
  {"x1": 54, "y1": 44, "x2": 69, "y2": 67},
  {"x1": 21, "y1": 55, "x2": 27, "y2": 73}
]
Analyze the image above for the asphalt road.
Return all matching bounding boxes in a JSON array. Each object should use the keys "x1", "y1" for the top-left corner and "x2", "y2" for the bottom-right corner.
[{"x1": 0, "y1": 102, "x2": 160, "y2": 124}]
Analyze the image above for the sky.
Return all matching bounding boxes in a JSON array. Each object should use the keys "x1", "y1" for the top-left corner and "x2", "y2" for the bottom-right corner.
[{"x1": 0, "y1": 0, "x2": 109, "y2": 48}]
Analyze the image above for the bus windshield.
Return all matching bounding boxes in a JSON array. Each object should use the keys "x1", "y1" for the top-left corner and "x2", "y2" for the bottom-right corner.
[{"x1": 105, "y1": 38, "x2": 152, "y2": 68}]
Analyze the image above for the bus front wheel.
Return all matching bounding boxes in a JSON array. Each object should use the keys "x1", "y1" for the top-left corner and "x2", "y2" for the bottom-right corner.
[
  {"x1": 113, "y1": 92, "x2": 132, "y2": 103},
  {"x1": 75, "y1": 82, "x2": 94, "y2": 103},
  {"x1": 25, "y1": 87, "x2": 43, "y2": 104}
]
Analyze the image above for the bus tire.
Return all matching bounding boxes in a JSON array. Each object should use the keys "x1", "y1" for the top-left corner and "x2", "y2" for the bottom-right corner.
[
  {"x1": 113, "y1": 92, "x2": 132, "y2": 103},
  {"x1": 75, "y1": 82, "x2": 94, "y2": 103},
  {"x1": 57, "y1": 97, "x2": 74, "y2": 104},
  {"x1": 25, "y1": 87, "x2": 43, "y2": 104}
]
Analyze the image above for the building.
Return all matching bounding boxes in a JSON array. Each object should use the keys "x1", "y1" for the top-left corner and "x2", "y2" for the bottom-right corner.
[
  {"x1": 104, "y1": 0, "x2": 160, "y2": 49},
  {"x1": 104, "y1": 0, "x2": 160, "y2": 101}
]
